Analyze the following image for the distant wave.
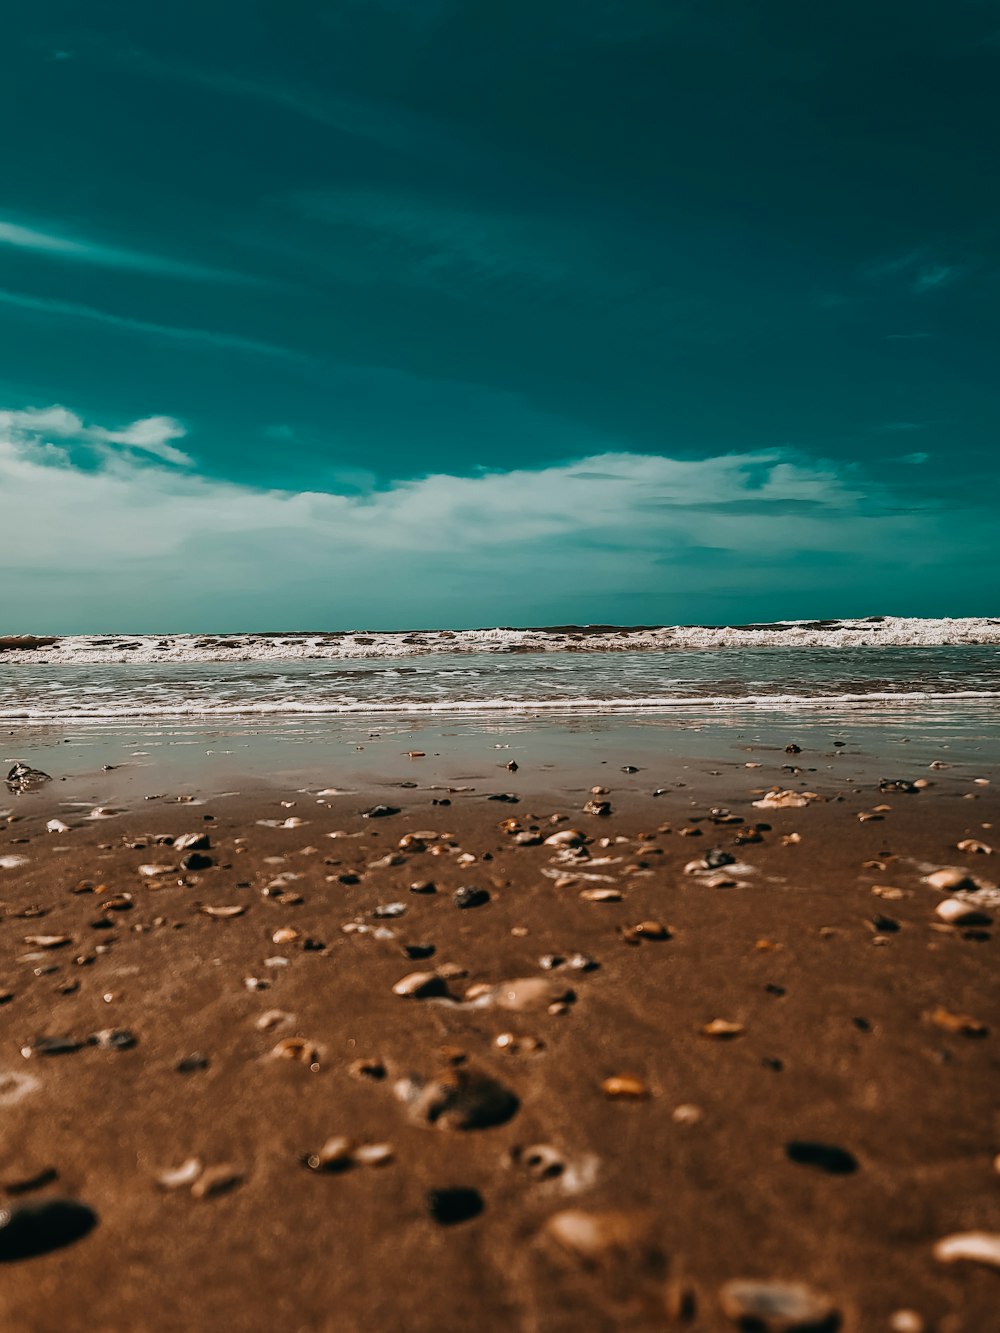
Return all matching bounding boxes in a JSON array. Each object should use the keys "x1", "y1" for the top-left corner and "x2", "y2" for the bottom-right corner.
[
  {"x1": 2, "y1": 616, "x2": 1000, "y2": 665},
  {"x1": 3, "y1": 689, "x2": 999, "y2": 721}
]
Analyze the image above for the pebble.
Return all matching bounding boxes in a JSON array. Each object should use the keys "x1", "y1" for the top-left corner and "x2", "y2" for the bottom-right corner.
[
  {"x1": 718, "y1": 1279, "x2": 838, "y2": 1330},
  {"x1": 752, "y1": 790, "x2": 819, "y2": 809},
  {"x1": 544, "y1": 830, "x2": 587, "y2": 847},
  {"x1": 393, "y1": 971, "x2": 449, "y2": 999},
  {"x1": 394, "y1": 1065, "x2": 519, "y2": 1130},
  {"x1": 0, "y1": 1198, "x2": 97, "y2": 1261},
  {"x1": 454, "y1": 887, "x2": 489, "y2": 909},
  {"x1": 580, "y1": 888, "x2": 622, "y2": 903},
  {"x1": 23, "y1": 935, "x2": 71, "y2": 950},
  {"x1": 508, "y1": 1143, "x2": 565, "y2": 1180},
  {"x1": 199, "y1": 904, "x2": 246, "y2": 919},
  {"x1": 601, "y1": 1075, "x2": 651, "y2": 1100},
  {"x1": 926, "y1": 1007, "x2": 988, "y2": 1037},
  {"x1": 190, "y1": 1165, "x2": 242, "y2": 1200},
  {"x1": 544, "y1": 1207, "x2": 660, "y2": 1267},
  {"x1": 174, "y1": 832, "x2": 211, "y2": 851},
  {"x1": 583, "y1": 799, "x2": 612, "y2": 816},
  {"x1": 269, "y1": 1036, "x2": 323, "y2": 1065},
  {"x1": 620, "y1": 920, "x2": 670, "y2": 943},
  {"x1": 957, "y1": 838, "x2": 993, "y2": 855},
  {"x1": 138, "y1": 864, "x2": 176, "y2": 878},
  {"x1": 701, "y1": 1019, "x2": 744, "y2": 1038},
  {"x1": 925, "y1": 868, "x2": 977, "y2": 891},
  {"x1": 46, "y1": 819, "x2": 71, "y2": 834},
  {"x1": 935, "y1": 898, "x2": 992, "y2": 926},
  {"x1": 425, "y1": 1187, "x2": 483, "y2": 1225},
  {"x1": 89, "y1": 1028, "x2": 137, "y2": 1051},
  {"x1": 477, "y1": 978, "x2": 575, "y2": 1012},
  {"x1": 889, "y1": 1313, "x2": 926, "y2": 1333},
  {"x1": 933, "y1": 1230, "x2": 1000, "y2": 1269},
  {"x1": 785, "y1": 1141, "x2": 858, "y2": 1175},
  {"x1": 361, "y1": 805, "x2": 399, "y2": 819},
  {"x1": 672, "y1": 1103, "x2": 703, "y2": 1125},
  {"x1": 409, "y1": 880, "x2": 436, "y2": 894}
]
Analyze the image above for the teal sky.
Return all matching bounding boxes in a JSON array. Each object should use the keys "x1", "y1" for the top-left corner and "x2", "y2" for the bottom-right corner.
[{"x1": 1, "y1": 1, "x2": 998, "y2": 631}]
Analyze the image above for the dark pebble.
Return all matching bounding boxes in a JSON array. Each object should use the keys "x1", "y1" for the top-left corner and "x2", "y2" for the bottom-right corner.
[
  {"x1": 425, "y1": 1188, "x2": 484, "y2": 1226},
  {"x1": 0, "y1": 1199, "x2": 97, "y2": 1262},
  {"x1": 180, "y1": 853, "x2": 213, "y2": 871},
  {"x1": 361, "y1": 805, "x2": 400, "y2": 819},
  {"x1": 403, "y1": 944, "x2": 436, "y2": 960},
  {"x1": 176, "y1": 1053, "x2": 210, "y2": 1074},
  {"x1": 785, "y1": 1141, "x2": 858, "y2": 1175},
  {"x1": 454, "y1": 887, "x2": 490, "y2": 910}
]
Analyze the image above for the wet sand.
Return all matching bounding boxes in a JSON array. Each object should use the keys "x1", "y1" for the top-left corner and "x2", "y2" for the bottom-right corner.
[{"x1": 1, "y1": 741, "x2": 998, "y2": 1332}]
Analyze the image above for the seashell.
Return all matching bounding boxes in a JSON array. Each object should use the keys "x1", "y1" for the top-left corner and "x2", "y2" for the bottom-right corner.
[
  {"x1": 173, "y1": 832, "x2": 211, "y2": 851},
  {"x1": 601, "y1": 1075, "x2": 651, "y2": 1100},
  {"x1": 579, "y1": 888, "x2": 621, "y2": 903},
  {"x1": 926, "y1": 1007, "x2": 988, "y2": 1036},
  {"x1": 23, "y1": 935, "x2": 71, "y2": 949},
  {"x1": 372, "y1": 902, "x2": 406, "y2": 918},
  {"x1": 99, "y1": 893, "x2": 133, "y2": 912},
  {"x1": 719, "y1": 1279, "x2": 838, "y2": 1330},
  {"x1": 392, "y1": 971, "x2": 449, "y2": 999},
  {"x1": 933, "y1": 1230, "x2": 1000, "y2": 1269},
  {"x1": 701, "y1": 1018, "x2": 744, "y2": 1038},
  {"x1": 352, "y1": 1142, "x2": 394, "y2": 1167},
  {"x1": 935, "y1": 898, "x2": 992, "y2": 926},
  {"x1": 156, "y1": 1157, "x2": 203, "y2": 1190},
  {"x1": 0, "y1": 1198, "x2": 97, "y2": 1261},
  {"x1": 271, "y1": 927, "x2": 300, "y2": 945},
  {"x1": 255, "y1": 1009, "x2": 294, "y2": 1030},
  {"x1": 270, "y1": 1036, "x2": 322, "y2": 1065},
  {"x1": 304, "y1": 1136, "x2": 355, "y2": 1172},
  {"x1": 199, "y1": 905, "x2": 246, "y2": 919},
  {"x1": 395, "y1": 1065, "x2": 519, "y2": 1130},
  {"x1": 956, "y1": 838, "x2": 992, "y2": 855},
  {"x1": 620, "y1": 920, "x2": 670, "y2": 943},
  {"x1": 46, "y1": 819, "x2": 71, "y2": 834},
  {"x1": 752, "y1": 790, "x2": 820, "y2": 809},
  {"x1": 408, "y1": 880, "x2": 437, "y2": 894},
  {"x1": 480, "y1": 978, "x2": 575, "y2": 1012},
  {"x1": 672, "y1": 1104, "x2": 703, "y2": 1125},
  {"x1": 544, "y1": 829, "x2": 587, "y2": 847},
  {"x1": 138, "y1": 864, "x2": 175, "y2": 878},
  {"x1": 190, "y1": 1164, "x2": 242, "y2": 1199},
  {"x1": 583, "y1": 800, "x2": 612, "y2": 817},
  {"x1": 348, "y1": 1057, "x2": 386, "y2": 1080}
]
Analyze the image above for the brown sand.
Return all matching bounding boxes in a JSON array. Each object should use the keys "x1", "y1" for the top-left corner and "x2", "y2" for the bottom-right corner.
[{"x1": 1, "y1": 750, "x2": 998, "y2": 1332}]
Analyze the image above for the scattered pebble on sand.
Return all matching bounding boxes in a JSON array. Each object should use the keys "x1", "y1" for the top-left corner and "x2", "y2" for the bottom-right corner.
[
  {"x1": 601, "y1": 1075, "x2": 651, "y2": 1100},
  {"x1": 718, "y1": 1278, "x2": 838, "y2": 1331},
  {"x1": 933, "y1": 1231, "x2": 1000, "y2": 1269},
  {"x1": 394, "y1": 1065, "x2": 519, "y2": 1130}
]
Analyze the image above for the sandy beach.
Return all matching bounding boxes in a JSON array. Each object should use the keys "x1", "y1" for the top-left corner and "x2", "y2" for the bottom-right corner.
[{"x1": 1, "y1": 730, "x2": 997, "y2": 1332}]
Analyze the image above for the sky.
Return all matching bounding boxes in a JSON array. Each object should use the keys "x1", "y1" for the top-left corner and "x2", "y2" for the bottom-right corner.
[{"x1": 1, "y1": 0, "x2": 998, "y2": 632}]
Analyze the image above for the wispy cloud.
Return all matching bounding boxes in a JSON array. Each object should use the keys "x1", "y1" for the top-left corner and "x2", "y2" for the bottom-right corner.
[
  {"x1": 2, "y1": 401, "x2": 983, "y2": 630},
  {"x1": 862, "y1": 250, "x2": 966, "y2": 296},
  {"x1": 0, "y1": 405, "x2": 192, "y2": 467},
  {"x1": 0, "y1": 287, "x2": 305, "y2": 361},
  {"x1": 0, "y1": 216, "x2": 252, "y2": 284}
]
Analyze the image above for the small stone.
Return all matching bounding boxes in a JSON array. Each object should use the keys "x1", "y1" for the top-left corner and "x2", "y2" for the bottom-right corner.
[
  {"x1": 601, "y1": 1075, "x2": 650, "y2": 1100},
  {"x1": 580, "y1": 888, "x2": 622, "y2": 903},
  {"x1": 199, "y1": 905, "x2": 246, "y2": 919},
  {"x1": 544, "y1": 830, "x2": 587, "y2": 847},
  {"x1": 481, "y1": 978, "x2": 574, "y2": 1012},
  {"x1": 138, "y1": 864, "x2": 176, "y2": 878},
  {"x1": 583, "y1": 800, "x2": 612, "y2": 816},
  {"x1": 0, "y1": 1198, "x2": 97, "y2": 1261},
  {"x1": 925, "y1": 868, "x2": 976, "y2": 891},
  {"x1": 926, "y1": 1007, "x2": 988, "y2": 1037},
  {"x1": 889, "y1": 1312, "x2": 926, "y2": 1333},
  {"x1": 935, "y1": 898, "x2": 992, "y2": 926},
  {"x1": 348, "y1": 1057, "x2": 386, "y2": 1080},
  {"x1": 373, "y1": 902, "x2": 407, "y2": 919},
  {"x1": 395, "y1": 1065, "x2": 519, "y2": 1130},
  {"x1": 933, "y1": 1230, "x2": 1000, "y2": 1269},
  {"x1": 701, "y1": 1019, "x2": 744, "y2": 1039},
  {"x1": 719, "y1": 1278, "x2": 838, "y2": 1331},
  {"x1": 409, "y1": 881, "x2": 436, "y2": 894},
  {"x1": 180, "y1": 852, "x2": 213, "y2": 871},
  {"x1": 620, "y1": 920, "x2": 670, "y2": 943},
  {"x1": 46, "y1": 819, "x2": 71, "y2": 834},
  {"x1": 304, "y1": 1136, "x2": 355, "y2": 1172},
  {"x1": 785, "y1": 1141, "x2": 858, "y2": 1175},
  {"x1": 190, "y1": 1165, "x2": 242, "y2": 1200},
  {"x1": 425, "y1": 1187, "x2": 483, "y2": 1225},
  {"x1": 393, "y1": 971, "x2": 449, "y2": 999},
  {"x1": 672, "y1": 1104, "x2": 702, "y2": 1125},
  {"x1": 957, "y1": 838, "x2": 992, "y2": 855},
  {"x1": 362, "y1": 805, "x2": 400, "y2": 819},
  {"x1": 454, "y1": 887, "x2": 489, "y2": 909},
  {"x1": 88, "y1": 1028, "x2": 137, "y2": 1051},
  {"x1": 544, "y1": 1207, "x2": 660, "y2": 1268},
  {"x1": 23, "y1": 935, "x2": 71, "y2": 950},
  {"x1": 176, "y1": 1053, "x2": 210, "y2": 1073},
  {"x1": 20, "y1": 1036, "x2": 85, "y2": 1058}
]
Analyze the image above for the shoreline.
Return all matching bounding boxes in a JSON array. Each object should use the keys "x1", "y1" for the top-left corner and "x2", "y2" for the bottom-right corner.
[{"x1": 1, "y1": 728, "x2": 998, "y2": 1330}]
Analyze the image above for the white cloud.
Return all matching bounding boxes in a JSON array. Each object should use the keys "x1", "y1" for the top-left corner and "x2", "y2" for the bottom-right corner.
[
  {"x1": 0, "y1": 403, "x2": 988, "y2": 630},
  {"x1": 0, "y1": 405, "x2": 193, "y2": 467},
  {"x1": 0, "y1": 216, "x2": 249, "y2": 284}
]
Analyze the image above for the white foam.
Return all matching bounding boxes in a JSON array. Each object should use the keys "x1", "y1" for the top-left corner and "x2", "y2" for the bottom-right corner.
[
  {"x1": 2, "y1": 616, "x2": 999, "y2": 665},
  {"x1": 1, "y1": 689, "x2": 998, "y2": 721}
]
